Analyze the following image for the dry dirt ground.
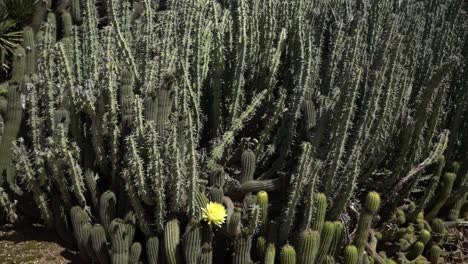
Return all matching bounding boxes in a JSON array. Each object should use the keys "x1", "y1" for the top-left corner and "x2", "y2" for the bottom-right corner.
[{"x1": 0, "y1": 224, "x2": 82, "y2": 264}]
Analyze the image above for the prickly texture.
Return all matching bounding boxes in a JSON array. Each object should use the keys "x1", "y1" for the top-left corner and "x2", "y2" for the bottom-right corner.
[
  {"x1": 129, "y1": 242, "x2": 142, "y2": 264},
  {"x1": 344, "y1": 245, "x2": 358, "y2": 264},
  {"x1": 315, "y1": 221, "x2": 335, "y2": 264},
  {"x1": 264, "y1": 243, "x2": 276, "y2": 264},
  {"x1": 353, "y1": 192, "x2": 380, "y2": 262},
  {"x1": 406, "y1": 241, "x2": 424, "y2": 260},
  {"x1": 280, "y1": 244, "x2": 296, "y2": 264},
  {"x1": 164, "y1": 218, "x2": 181, "y2": 264},
  {"x1": 329, "y1": 221, "x2": 344, "y2": 258},
  {"x1": 426, "y1": 173, "x2": 456, "y2": 221},
  {"x1": 429, "y1": 245, "x2": 442, "y2": 264},
  {"x1": 240, "y1": 149, "x2": 256, "y2": 184},
  {"x1": 146, "y1": 236, "x2": 159, "y2": 264},
  {"x1": 90, "y1": 224, "x2": 110, "y2": 264},
  {"x1": 298, "y1": 230, "x2": 320, "y2": 264},
  {"x1": 232, "y1": 235, "x2": 252, "y2": 264},
  {"x1": 311, "y1": 193, "x2": 327, "y2": 231},
  {"x1": 99, "y1": 190, "x2": 117, "y2": 238},
  {"x1": 70, "y1": 206, "x2": 92, "y2": 262},
  {"x1": 110, "y1": 219, "x2": 130, "y2": 264},
  {"x1": 183, "y1": 221, "x2": 201, "y2": 264}
]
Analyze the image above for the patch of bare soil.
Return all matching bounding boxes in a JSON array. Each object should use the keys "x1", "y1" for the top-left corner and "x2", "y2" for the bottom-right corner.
[{"x1": 0, "y1": 224, "x2": 82, "y2": 264}]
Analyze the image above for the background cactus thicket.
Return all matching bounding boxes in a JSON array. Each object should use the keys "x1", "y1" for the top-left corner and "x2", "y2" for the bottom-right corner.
[{"x1": 0, "y1": 0, "x2": 467, "y2": 263}]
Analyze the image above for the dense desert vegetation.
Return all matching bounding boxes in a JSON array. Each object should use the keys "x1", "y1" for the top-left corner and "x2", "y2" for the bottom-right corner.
[{"x1": 0, "y1": 0, "x2": 467, "y2": 263}]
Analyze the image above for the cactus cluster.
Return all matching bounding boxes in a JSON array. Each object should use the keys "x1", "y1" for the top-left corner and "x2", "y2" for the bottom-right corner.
[{"x1": 0, "y1": 0, "x2": 467, "y2": 263}]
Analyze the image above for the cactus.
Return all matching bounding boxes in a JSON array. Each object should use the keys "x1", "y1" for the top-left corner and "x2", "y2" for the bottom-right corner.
[
  {"x1": 315, "y1": 221, "x2": 335, "y2": 264},
  {"x1": 164, "y1": 218, "x2": 181, "y2": 264},
  {"x1": 129, "y1": 242, "x2": 142, "y2": 264},
  {"x1": 280, "y1": 244, "x2": 296, "y2": 264},
  {"x1": 297, "y1": 230, "x2": 320, "y2": 264},
  {"x1": 70, "y1": 206, "x2": 92, "y2": 262},
  {"x1": 417, "y1": 229, "x2": 431, "y2": 246},
  {"x1": 240, "y1": 149, "x2": 256, "y2": 184},
  {"x1": 311, "y1": 193, "x2": 327, "y2": 231},
  {"x1": 406, "y1": 241, "x2": 424, "y2": 260},
  {"x1": 200, "y1": 243, "x2": 213, "y2": 264},
  {"x1": 426, "y1": 173, "x2": 456, "y2": 221},
  {"x1": 353, "y1": 192, "x2": 380, "y2": 262},
  {"x1": 256, "y1": 236, "x2": 267, "y2": 260},
  {"x1": 232, "y1": 235, "x2": 252, "y2": 264},
  {"x1": 90, "y1": 224, "x2": 110, "y2": 264},
  {"x1": 184, "y1": 221, "x2": 201, "y2": 264},
  {"x1": 430, "y1": 218, "x2": 446, "y2": 243},
  {"x1": 344, "y1": 245, "x2": 358, "y2": 264},
  {"x1": 329, "y1": 221, "x2": 344, "y2": 258},
  {"x1": 110, "y1": 219, "x2": 130, "y2": 264},
  {"x1": 146, "y1": 236, "x2": 159, "y2": 264},
  {"x1": 228, "y1": 208, "x2": 242, "y2": 236},
  {"x1": 429, "y1": 245, "x2": 442, "y2": 264},
  {"x1": 22, "y1": 27, "x2": 35, "y2": 76},
  {"x1": 99, "y1": 190, "x2": 117, "y2": 237},
  {"x1": 264, "y1": 243, "x2": 276, "y2": 264},
  {"x1": 257, "y1": 191, "x2": 269, "y2": 233}
]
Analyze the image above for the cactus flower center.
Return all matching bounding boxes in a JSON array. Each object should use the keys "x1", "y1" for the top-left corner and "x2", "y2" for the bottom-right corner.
[{"x1": 202, "y1": 202, "x2": 227, "y2": 226}]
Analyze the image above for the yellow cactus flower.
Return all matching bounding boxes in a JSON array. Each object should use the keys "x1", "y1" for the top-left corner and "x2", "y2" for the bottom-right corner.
[{"x1": 202, "y1": 202, "x2": 227, "y2": 227}]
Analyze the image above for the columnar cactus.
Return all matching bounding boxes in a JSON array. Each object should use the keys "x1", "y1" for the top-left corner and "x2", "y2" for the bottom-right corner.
[
  {"x1": 426, "y1": 173, "x2": 457, "y2": 221},
  {"x1": 110, "y1": 219, "x2": 130, "y2": 264},
  {"x1": 315, "y1": 221, "x2": 335, "y2": 264},
  {"x1": 343, "y1": 245, "x2": 358, "y2": 264},
  {"x1": 297, "y1": 230, "x2": 320, "y2": 264},
  {"x1": 90, "y1": 224, "x2": 110, "y2": 264},
  {"x1": 352, "y1": 192, "x2": 380, "y2": 262},
  {"x1": 280, "y1": 244, "x2": 296, "y2": 264},
  {"x1": 164, "y1": 218, "x2": 181, "y2": 264},
  {"x1": 146, "y1": 236, "x2": 159, "y2": 264},
  {"x1": 184, "y1": 220, "x2": 201, "y2": 264}
]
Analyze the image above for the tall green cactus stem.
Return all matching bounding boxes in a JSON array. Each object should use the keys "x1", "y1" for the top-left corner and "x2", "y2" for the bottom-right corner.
[
  {"x1": 110, "y1": 219, "x2": 130, "y2": 264},
  {"x1": 31, "y1": 0, "x2": 51, "y2": 33},
  {"x1": 22, "y1": 27, "x2": 35, "y2": 76},
  {"x1": 256, "y1": 236, "x2": 267, "y2": 260},
  {"x1": 315, "y1": 221, "x2": 335, "y2": 264},
  {"x1": 329, "y1": 221, "x2": 344, "y2": 258},
  {"x1": 264, "y1": 243, "x2": 276, "y2": 264},
  {"x1": 429, "y1": 245, "x2": 442, "y2": 264},
  {"x1": 209, "y1": 167, "x2": 225, "y2": 188},
  {"x1": 311, "y1": 193, "x2": 327, "y2": 231},
  {"x1": 257, "y1": 191, "x2": 269, "y2": 234},
  {"x1": 431, "y1": 218, "x2": 446, "y2": 243},
  {"x1": 84, "y1": 170, "x2": 99, "y2": 212},
  {"x1": 70, "y1": 206, "x2": 92, "y2": 262},
  {"x1": 240, "y1": 149, "x2": 256, "y2": 184},
  {"x1": 280, "y1": 244, "x2": 296, "y2": 264},
  {"x1": 99, "y1": 190, "x2": 116, "y2": 238},
  {"x1": 155, "y1": 74, "x2": 175, "y2": 136},
  {"x1": 82, "y1": 223, "x2": 99, "y2": 262},
  {"x1": 129, "y1": 242, "x2": 142, "y2": 264},
  {"x1": 279, "y1": 143, "x2": 312, "y2": 244},
  {"x1": 184, "y1": 221, "x2": 201, "y2": 264},
  {"x1": 406, "y1": 241, "x2": 424, "y2": 261},
  {"x1": 297, "y1": 230, "x2": 320, "y2": 264},
  {"x1": 344, "y1": 245, "x2": 358, "y2": 264},
  {"x1": 71, "y1": 0, "x2": 82, "y2": 24},
  {"x1": 124, "y1": 211, "x2": 136, "y2": 245},
  {"x1": 164, "y1": 218, "x2": 181, "y2": 264},
  {"x1": 90, "y1": 224, "x2": 110, "y2": 264},
  {"x1": 200, "y1": 243, "x2": 213, "y2": 264},
  {"x1": 415, "y1": 156, "x2": 445, "y2": 218},
  {"x1": 303, "y1": 94, "x2": 316, "y2": 133},
  {"x1": 426, "y1": 173, "x2": 456, "y2": 221},
  {"x1": 448, "y1": 163, "x2": 467, "y2": 221},
  {"x1": 120, "y1": 68, "x2": 135, "y2": 131},
  {"x1": 353, "y1": 192, "x2": 380, "y2": 262},
  {"x1": 146, "y1": 236, "x2": 159, "y2": 264},
  {"x1": 232, "y1": 235, "x2": 252, "y2": 264},
  {"x1": 228, "y1": 208, "x2": 242, "y2": 236},
  {"x1": 0, "y1": 48, "x2": 24, "y2": 193}
]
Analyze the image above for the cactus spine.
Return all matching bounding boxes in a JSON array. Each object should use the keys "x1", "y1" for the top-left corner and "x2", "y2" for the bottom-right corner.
[
  {"x1": 280, "y1": 244, "x2": 296, "y2": 264},
  {"x1": 426, "y1": 173, "x2": 456, "y2": 221},
  {"x1": 344, "y1": 245, "x2": 358, "y2": 264},
  {"x1": 353, "y1": 192, "x2": 380, "y2": 262},
  {"x1": 90, "y1": 224, "x2": 110, "y2": 264},
  {"x1": 297, "y1": 230, "x2": 320, "y2": 264},
  {"x1": 315, "y1": 221, "x2": 335, "y2": 264},
  {"x1": 164, "y1": 218, "x2": 181, "y2": 264},
  {"x1": 110, "y1": 219, "x2": 130, "y2": 264}
]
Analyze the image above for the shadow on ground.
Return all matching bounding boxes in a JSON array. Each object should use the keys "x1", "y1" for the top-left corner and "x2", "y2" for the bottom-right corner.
[{"x1": 0, "y1": 223, "x2": 83, "y2": 264}]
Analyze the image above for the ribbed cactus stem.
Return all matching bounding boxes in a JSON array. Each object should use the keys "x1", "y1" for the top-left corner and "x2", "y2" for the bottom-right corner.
[
  {"x1": 11, "y1": 46, "x2": 25, "y2": 84},
  {"x1": 228, "y1": 208, "x2": 242, "y2": 236},
  {"x1": 426, "y1": 173, "x2": 456, "y2": 221},
  {"x1": 329, "y1": 221, "x2": 344, "y2": 258},
  {"x1": 70, "y1": 206, "x2": 91, "y2": 262},
  {"x1": 90, "y1": 224, "x2": 110, "y2": 264},
  {"x1": 264, "y1": 243, "x2": 276, "y2": 264},
  {"x1": 311, "y1": 193, "x2": 327, "y2": 231},
  {"x1": 232, "y1": 235, "x2": 252, "y2": 264},
  {"x1": 164, "y1": 218, "x2": 181, "y2": 264},
  {"x1": 431, "y1": 218, "x2": 446, "y2": 243},
  {"x1": 257, "y1": 191, "x2": 269, "y2": 233},
  {"x1": 22, "y1": 27, "x2": 35, "y2": 76},
  {"x1": 417, "y1": 229, "x2": 431, "y2": 246},
  {"x1": 200, "y1": 243, "x2": 213, "y2": 264},
  {"x1": 110, "y1": 219, "x2": 130, "y2": 264},
  {"x1": 99, "y1": 190, "x2": 117, "y2": 238},
  {"x1": 315, "y1": 221, "x2": 335, "y2": 264},
  {"x1": 429, "y1": 245, "x2": 442, "y2": 264},
  {"x1": 256, "y1": 236, "x2": 267, "y2": 260},
  {"x1": 344, "y1": 245, "x2": 358, "y2": 264},
  {"x1": 184, "y1": 221, "x2": 201, "y2": 264},
  {"x1": 406, "y1": 241, "x2": 424, "y2": 260},
  {"x1": 298, "y1": 230, "x2": 320, "y2": 264},
  {"x1": 240, "y1": 149, "x2": 256, "y2": 184},
  {"x1": 353, "y1": 192, "x2": 380, "y2": 262},
  {"x1": 280, "y1": 244, "x2": 296, "y2": 264},
  {"x1": 146, "y1": 236, "x2": 159, "y2": 264},
  {"x1": 129, "y1": 242, "x2": 142, "y2": 264}
]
